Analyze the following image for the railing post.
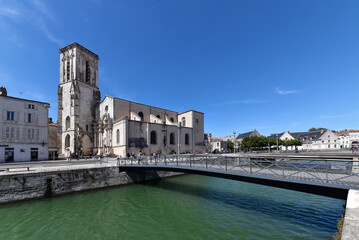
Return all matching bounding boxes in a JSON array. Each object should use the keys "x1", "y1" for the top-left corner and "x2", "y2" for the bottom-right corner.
[
  {"x1": 190, "y1": 156, "x2": 192, "y2": 168},
  {"x1": 165, "y1": 156, "x2": 167, "y2": 166},
  {"x1": 325, "y1": 160, "x2": 328, "y2": 183},
  {"x1": 282, "y1": 167, "x2": 285, "y2": 178},
  {"x1": 206, "y1": 156, "x2": 208, "y2": 169},
  {"x1": 225, "y1": 158, "x2": 227, "y2": 171},
  {"x1": 250, "y1": 159, "x2": 252, "y2": 175},
  {"x1": 176, "y1": 155, "x2": 178, "y2": 166}
]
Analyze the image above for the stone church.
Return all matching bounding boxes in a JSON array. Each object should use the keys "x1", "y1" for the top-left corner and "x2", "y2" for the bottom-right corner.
[{"x1": 58, "y1": 43, "x2": 205, "y2": 157}]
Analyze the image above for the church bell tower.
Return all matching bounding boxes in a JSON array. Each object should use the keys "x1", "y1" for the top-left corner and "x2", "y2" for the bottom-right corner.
[{"x1": 58, "y1": 43, "x2": 101, "y2": 157}]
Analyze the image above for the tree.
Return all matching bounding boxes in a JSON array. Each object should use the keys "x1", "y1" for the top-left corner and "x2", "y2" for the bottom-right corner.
[
  {"x1": 309, "y1": 127, "x2": 327, "y2": 132},
  {"x1": 227, "y1": 140, "x2": 234, "y2": 152}
]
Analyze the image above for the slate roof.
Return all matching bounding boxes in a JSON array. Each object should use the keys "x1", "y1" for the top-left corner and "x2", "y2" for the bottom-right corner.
[
  {"x1": 0, "y1": 95, "x2": 50, "y2": 105},
  {"x1": 236, "y1": 130, "x2": 260, "y2": 139},
  {"x1": 267, "y1": 133, "x2": 284, "y2": 139},
  {"x1": 288, "y1": 131, "x2": 324, "y2": 141}
]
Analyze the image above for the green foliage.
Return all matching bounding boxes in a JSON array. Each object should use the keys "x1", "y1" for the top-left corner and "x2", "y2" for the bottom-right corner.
[
  {"x1": 227, "y1": 140, "x2": 234, "y2": 150},
  {"x1": 333, "y1": 216, "x2": 344, "y2": 240},
  {"x1": 309, "y1": 127, "x2": 327, "y2": 132},
  {"x1": 240, "y1": 136, "x2": 302, "y2": 150},
  {"x1": 282, "y1": 139, "x2": 302, "y2": 147}
]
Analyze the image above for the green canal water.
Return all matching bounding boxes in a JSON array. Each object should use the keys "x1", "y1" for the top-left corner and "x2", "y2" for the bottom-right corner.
[{"x1": 0, "y1": 175, "x2": 344, "y2": 240}]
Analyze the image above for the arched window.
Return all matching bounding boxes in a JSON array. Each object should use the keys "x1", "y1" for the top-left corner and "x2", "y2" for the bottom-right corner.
[
  {"x1": 67, "y1": 61, "x2": 70, "y2": 81},
  {"x1": 181, "y1": 117, "x2": 186, "y2": 127},
  {"x1": 138, "y1": 112, "x2": 144, "y2": 120},
  {"x1": 151, "y1": 131, "x2": 157, "y2": 144},
  {"x1": 66, "y1": 116, "x2": 70, "y2": 130},
  {"x1": 156, "y1": 115, "x2": 161, "y2": 119},
  {"x1": 185, "y1": 134, "x2": 190, "y2": 145},
  {"x1": 170, "y1": 117, "x2": 174, "y2": 122},
  {"x1": 116, "y1": 129, "x2": 120, "y2": 144},
  {"x1": 65, "y1": 134, "x2": 70, "y2": 148},
  {"x1": 170, "y1": 132, "x2": 175, "y2": 145},
  {"x1": 86, "y1": 61, "x2": 90, "y2": 82}
]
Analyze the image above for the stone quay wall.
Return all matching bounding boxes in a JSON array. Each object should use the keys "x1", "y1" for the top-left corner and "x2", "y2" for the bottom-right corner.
[{"x1": 0, "y1": 167, "x2": 181, "y2": 205}]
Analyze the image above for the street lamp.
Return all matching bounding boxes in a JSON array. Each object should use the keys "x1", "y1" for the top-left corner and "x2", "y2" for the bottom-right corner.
[
  {"x1": 276, "y1": 134, "x2": 279, "y2": 153},
  {"x1": 233, "y1": 131, "x2": 236, "y2": 154}
]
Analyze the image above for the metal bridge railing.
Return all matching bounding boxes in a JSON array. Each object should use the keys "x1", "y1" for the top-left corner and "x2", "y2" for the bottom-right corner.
[{"x1": 117, "y1": 155, "x2": 359, "y2": 187}]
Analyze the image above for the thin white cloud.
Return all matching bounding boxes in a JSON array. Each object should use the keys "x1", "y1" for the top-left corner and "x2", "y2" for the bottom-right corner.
[
  {"x1": 37, "y1": 20, "x2": 64, "y2": 46},
  {"x1": 275, "y1": 87, "x2": 299, "y2": 95},
  {"x1": 211, "y1": 99, "x2": 269, "y2": 106},
  {"x1": 317, "y1": 113, "x2": 359, "y2": 119},
  {"x1": 30, "y1": 0, "x2": 56, "y2": 22},
  {"x1": 0, "y1": 7, "x2": 21, "y2": 17},
  {"x1": 0, "y1": 1, "x2": 64, "y2": 47}
]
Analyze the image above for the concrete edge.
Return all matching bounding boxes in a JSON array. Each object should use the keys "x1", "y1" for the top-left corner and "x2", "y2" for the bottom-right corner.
[{"x1": 341, "y1": 189, "x2": 359, "y2": 240}]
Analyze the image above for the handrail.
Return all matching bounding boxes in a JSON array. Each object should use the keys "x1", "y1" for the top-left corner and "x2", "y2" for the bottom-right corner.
[{"x1": 117, "y1": 154, "x2": 359, "y2": 188}]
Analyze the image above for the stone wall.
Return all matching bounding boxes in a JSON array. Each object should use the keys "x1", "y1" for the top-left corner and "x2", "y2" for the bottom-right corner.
[{"x1": 0, "y1": 167, "x2": 181, "y2": 205}]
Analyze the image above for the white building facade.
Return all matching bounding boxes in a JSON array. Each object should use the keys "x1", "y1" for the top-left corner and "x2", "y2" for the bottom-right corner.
[
  {"x1": 58, "y1": 43, "x2": 205, "y2": 157},
  {"x1": 210, "y1": 138, "x2": 228, "y2": 153},
  {"x1": 0, "y1": 91, "x2": 50, "y2": 162},
  {"x1": 270, "y1": 130, "x2": 340, "y2": 151}
]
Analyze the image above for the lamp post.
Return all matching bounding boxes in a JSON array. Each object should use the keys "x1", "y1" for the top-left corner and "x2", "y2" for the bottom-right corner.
[
  {"x1": 276, "y1": 134, "x2": 279, "y2": 153},
  {"x1": 233, "y1": 131, "x2": 236, "y2": 154}
]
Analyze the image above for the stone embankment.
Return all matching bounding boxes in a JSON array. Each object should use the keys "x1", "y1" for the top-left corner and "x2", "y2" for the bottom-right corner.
[
  {"x1": 341, "y1": 189, "x2": 359, "y2": 240},
  {"x1": 0, "y1": 163, "x2": 181, "y2": 205}
]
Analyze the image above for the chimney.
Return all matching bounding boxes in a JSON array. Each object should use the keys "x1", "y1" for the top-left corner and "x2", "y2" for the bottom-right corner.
[
  {"x1": 288, "y1": 131, "x2": 290, "y2": 133},
  {"x1": 0, "y1": 86, "x2": 7, "y2": 96}
]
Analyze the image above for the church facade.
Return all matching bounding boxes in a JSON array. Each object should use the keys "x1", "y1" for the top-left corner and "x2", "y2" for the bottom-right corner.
[{"x1": 58, "y1": 43, "x2": 205, "y2": 157}]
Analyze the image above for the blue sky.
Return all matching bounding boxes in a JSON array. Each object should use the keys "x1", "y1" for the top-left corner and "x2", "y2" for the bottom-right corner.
[{"x1": 1, "y1": 0, "x2": 359, "y2": 137}]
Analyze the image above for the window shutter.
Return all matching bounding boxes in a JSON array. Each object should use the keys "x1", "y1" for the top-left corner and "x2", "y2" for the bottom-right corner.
[
  {"x1": 2, "y1": 110, "x2": 6, "y2": 121},
  {"x1": 34, "y1": 114, "x2": 38, "y2": 124},
  {"x1": 10, "y1": 127, "x2": 14, "y2": 139},
  {"x1": 14, "y1": 112, "x2": 19, "y2": 122},
  {"x1": 2, "y1": 127, "x2": 6, "y2": 140},
  {"x1": 35, "y1": 129, "x2": 39, "y2": 140},
  {"x1": 24, "y1": 113, "x2": 28, "y2": 123},
  {"x1": 15, "y1": 128, "x2": 19, "y2": 140},
  {"x1": 23, "y1": 127, "x2": 27, "y2": 140}
]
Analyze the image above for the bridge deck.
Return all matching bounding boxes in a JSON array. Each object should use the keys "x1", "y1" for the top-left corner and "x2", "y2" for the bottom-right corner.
[{"x1": 118, "y1": 155, "x2": 359, "y2": 199}]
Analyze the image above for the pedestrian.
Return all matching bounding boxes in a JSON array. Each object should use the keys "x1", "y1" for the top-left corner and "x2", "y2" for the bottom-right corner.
[{"x1": 137, "y1": 151, "x2": 142, "y2": 165}]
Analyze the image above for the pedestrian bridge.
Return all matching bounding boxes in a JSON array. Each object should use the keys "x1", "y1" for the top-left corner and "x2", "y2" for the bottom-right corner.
[{"x1": 118, "y1": 155, "x2": 359, "y2": 200}]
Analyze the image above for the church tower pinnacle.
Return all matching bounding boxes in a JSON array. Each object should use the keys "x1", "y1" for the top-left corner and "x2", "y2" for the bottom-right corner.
[{"x1": 58, "y1": 43, "x2": 101, "y2": 157}]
